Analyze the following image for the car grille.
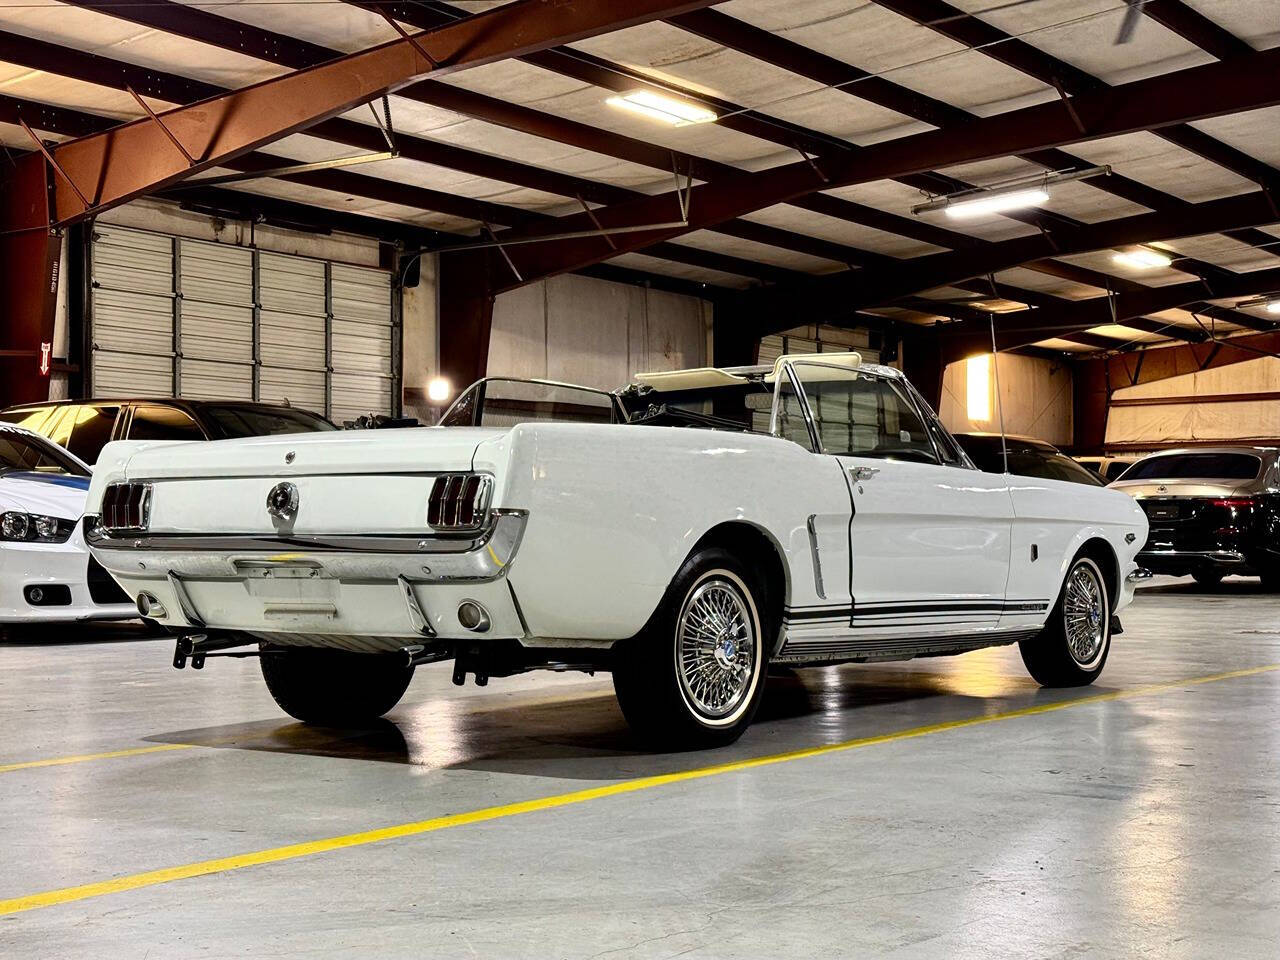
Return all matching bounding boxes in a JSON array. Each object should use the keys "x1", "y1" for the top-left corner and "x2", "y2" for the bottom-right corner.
[
  {"x1": 101, "y1": 482, "x2": 152, "y2": 533},
  {"x1": 87, "y1": 556, "x2": 131, "y2": 605},
  {"x1": 426, "y1": 474, "x2": 492, "y2": 530}
]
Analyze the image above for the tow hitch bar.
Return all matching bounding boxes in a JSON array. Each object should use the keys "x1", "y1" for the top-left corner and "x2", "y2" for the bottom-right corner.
[{"x1": 173, "y1": 633, "x2": 259, "y2": 669}]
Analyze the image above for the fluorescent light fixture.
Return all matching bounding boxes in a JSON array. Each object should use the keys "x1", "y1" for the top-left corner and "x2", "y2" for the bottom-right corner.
[
  {"x1": 945, "y1": 187, "x2": 1049, "y2": 219},
  {"x1": 967, "y1": 354, "x2": 992, "y2": 422},
  {"x1": 912, "y1": 165, "x2": 1109, "y2": 218},
  {"x1": 1268, "y1": 301, "x2": 1280, "y2": 315},
  {"x1": 606, "y1": 90, "x2": 717, "y2": 126},
  {"x1": 427, "y1": 377, "x2": 451, "y2": 404},
  {"x1": 1234, "y1": 293, "x2": 1280, "y2": 313},
  {"x1": 1113, "y1": 248, "x2": 1173, "y2": 269}
]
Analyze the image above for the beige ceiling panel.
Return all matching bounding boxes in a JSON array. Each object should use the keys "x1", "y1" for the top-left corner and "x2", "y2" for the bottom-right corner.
[
  {"x1": 607, "y1": 251, "x2": 752, "y2": 289},
  {"x1": 0, "y1": 65, "x2": 143, "y2": 119},
  {"x1": 741, "y1": 203, "x2": 946, "y2": 258},
  {"x1": 884, "y1": 49, "x2": 1054, "y2": 118},
  {"x1": 0, "y1": 4, "x2": 284, "y2": 87},
  {"x1": 220, "y1": 179, "x2": 477, "y2": 233},
  {"x1": 170, "y1": 0, "x2": 393, "y2": 54},
  {"x1": 946, "y1": 0, "x2": 1214, "y2": 84},
  {"x1": 1086, "y1": 324, "x2": 1163, "y2": 344},
  {"x1": 1037, "y1": 180, "x2": 1152, "y2": 223},
  {"x1": 1161, "y1": 233, "x2": 1280, "y2": 273},
  {"x1": 1190, "y1": 106, "x2": 1280, "y2": 169},
  {"x1": 664, "y1": 230, "x2": 842, "y2": 273},
  {"x1": 1033, "y1": 338, "x2": 1095, "y2": 352},
  {"x1": 1065, "y1": 131, "x2": 1257, "y2": 202},
  {"x1": 439, "y1": 61, "x2": 782, "y2": 166},
  {"x1": 996, "y1": 267, "x2": 1103, "y2": 300},
  {"x1": 1182, "y1": 0, "x2": 1280, "y2": 47}
]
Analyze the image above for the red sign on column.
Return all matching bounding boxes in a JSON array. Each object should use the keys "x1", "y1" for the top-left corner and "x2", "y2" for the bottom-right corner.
[{"x1": 39, "y1": 342, "x2": 52, "y2": 376}]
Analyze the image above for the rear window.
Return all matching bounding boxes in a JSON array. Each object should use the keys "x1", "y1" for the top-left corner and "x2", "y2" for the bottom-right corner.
[
  {"x1": 204, "y1": 406, "x2": 336, "y2": 438},
  {"x1": 1122, "y1": 453, "x2": 1261, "y2": 481}
]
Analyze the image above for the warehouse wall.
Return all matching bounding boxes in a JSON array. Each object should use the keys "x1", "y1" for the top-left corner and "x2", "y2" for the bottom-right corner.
[
  {"x1": 486, "y1": 274, "x2": 712, "y2": 390},
  {"x1": 1106, "y1": 356, "x2": 1280, "y2": 447},
  {"x1": 938, "y1": 353, "x2": 1073, "y2": 445}
]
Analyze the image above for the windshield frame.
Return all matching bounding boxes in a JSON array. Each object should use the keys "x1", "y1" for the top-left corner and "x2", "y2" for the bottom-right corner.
[{"x1": 439, "y1": 377, "x2": 623, "y2": 427}]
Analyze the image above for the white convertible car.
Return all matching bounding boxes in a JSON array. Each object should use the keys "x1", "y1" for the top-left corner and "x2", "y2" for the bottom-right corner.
[
  {"x1": 84, "y1": 354, "x2": 1148, "y2": 745},
  {"x1": 1, "y1": 424, "x2": 137, "y2": 626}
]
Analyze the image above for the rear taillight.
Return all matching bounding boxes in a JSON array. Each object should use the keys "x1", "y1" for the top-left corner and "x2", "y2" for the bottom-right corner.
[
  {"x1": 101, "y1": 482, "x2": 152, "y2": 533},
  {"x1": 426, "y1": 474, "x2": 492, "y2": 530},
  {"x1": 1209, "y1": 498, "x2": 1256, "y2": 509}
]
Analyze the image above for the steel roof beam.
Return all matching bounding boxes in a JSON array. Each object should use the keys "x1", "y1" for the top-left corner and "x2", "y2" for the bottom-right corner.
[
  {"x1": 464, "y1": 48, "x2": 1280, "y2": 289},
  {"x1": 1, "y1": 0, "x2": 721, "y2": 228}
]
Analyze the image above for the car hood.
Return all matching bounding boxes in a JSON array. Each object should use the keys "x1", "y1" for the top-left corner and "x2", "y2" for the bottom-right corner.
[
  {"x1": 1109, "y1": 478, "x2": 1255, "y2": 498},
  {"x1": 0, "y1": 471, "x2": 91, "y2": 520}
]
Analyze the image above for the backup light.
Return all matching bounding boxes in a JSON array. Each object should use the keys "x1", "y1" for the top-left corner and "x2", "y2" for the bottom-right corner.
[
  {"x1": 606, "y1": 90, "x2": 717, "y2": 126},
  {"x1": 1113, "y1": 248, "x2": 1173, "y2": 269},
  {"x1": 945, "y1": 187, "x2": 1049, "y2": 220}
]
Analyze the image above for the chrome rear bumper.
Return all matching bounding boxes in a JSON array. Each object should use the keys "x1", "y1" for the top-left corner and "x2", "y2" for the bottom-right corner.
[{"x1": 85, "y1": 509, "x2": 528, "y2": 584}]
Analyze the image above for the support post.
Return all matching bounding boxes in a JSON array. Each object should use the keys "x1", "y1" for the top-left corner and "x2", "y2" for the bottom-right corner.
[
  {"x1": 0, "y1": 158, "x2": 60, "y2": 407},
  {"x1": 438, "y1": 250, "x2": 496, "y2": 399}
]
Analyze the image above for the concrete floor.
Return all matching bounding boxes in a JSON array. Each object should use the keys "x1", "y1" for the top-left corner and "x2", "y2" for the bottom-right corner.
[{"x1": 1, "y1": 576, "x2": 1278, "y2": 958}]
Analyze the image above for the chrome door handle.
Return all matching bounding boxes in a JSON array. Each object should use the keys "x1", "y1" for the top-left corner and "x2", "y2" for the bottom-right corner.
[{"x1": 849, "y1": 465, "x2": 880, "y2": 482}]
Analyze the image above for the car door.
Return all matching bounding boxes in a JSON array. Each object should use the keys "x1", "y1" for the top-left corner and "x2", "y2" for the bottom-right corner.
[{"x1": 786, "y1": 360, "x2": 1014, "y2": 637}]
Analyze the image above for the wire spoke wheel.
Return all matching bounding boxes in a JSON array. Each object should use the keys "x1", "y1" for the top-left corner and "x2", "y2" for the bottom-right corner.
[
  {"x1": 676, "y1": 578, "x2": 757, "y2": 720},
  {"x1": 1062, "y1": 562, "x2": 1106, "y2": 668}
]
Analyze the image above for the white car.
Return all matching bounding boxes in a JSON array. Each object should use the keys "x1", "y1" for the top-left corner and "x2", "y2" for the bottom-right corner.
[
  {"x1": 84, "y1": 353, "x2": 1148, "y2": 746},
  {"x1": 1, "y1": 424, "x2": 137, "y2": 626}
]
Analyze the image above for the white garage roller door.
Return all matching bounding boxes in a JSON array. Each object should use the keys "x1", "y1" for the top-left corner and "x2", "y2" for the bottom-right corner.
[{"x1": 90, "y1": 225, "x2": 396, "y2": 421}]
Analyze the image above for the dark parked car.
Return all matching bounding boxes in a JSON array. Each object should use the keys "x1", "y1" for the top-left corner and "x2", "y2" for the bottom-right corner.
[
  {"x1": 1109, "y1": 447, "x2": 1280, "y2": 588},
  {"x1": 0, "y1": 399, "x2": 335, "y2": 465},
  {"x1": 953, "y1": 433, "x2": 1103, "y2": 486}
]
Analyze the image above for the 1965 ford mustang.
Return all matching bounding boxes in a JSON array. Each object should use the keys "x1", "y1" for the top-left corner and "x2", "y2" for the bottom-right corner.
[{"x1": 84, "y1": 353, "x2": 1148, "y2": 746}]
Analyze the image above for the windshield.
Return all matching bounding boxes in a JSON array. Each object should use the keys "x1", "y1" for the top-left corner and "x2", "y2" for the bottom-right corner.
[
  {"x1": 441, "y1": 379, "x2": 617, "y2": 427},
  {"x1": 204, "y1": 405, "x2": 336, "y2": 438},
  {"x1": 0, "y1": 430, "x2": 88, "y2": 477},
  {"x1": 1121, "y1": 452, "x2": 1261, "y2": 482}
]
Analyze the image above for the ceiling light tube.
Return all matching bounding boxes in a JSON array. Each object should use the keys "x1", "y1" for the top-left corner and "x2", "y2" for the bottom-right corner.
[
  {"x1": 945, "y1": 187, "x2": 1049, "y2": 219},
  {"x1": 1235, "y1": 293, "x2": 1280, "y2": 313},
  {"x1": 606, "y1": 90, "x2": 717, "y2": 126},
  {"x1": 1113, "y1": 248, "x2": 1173, "y2": 269},
  {"x1": 911, "y1": 164, "x2": 1109, "y2": 217}
]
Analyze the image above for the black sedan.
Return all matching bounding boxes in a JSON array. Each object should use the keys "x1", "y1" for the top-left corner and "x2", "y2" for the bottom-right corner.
[{"x1": 1109, "y1": 447, "x2": 1280, "y2": 589}]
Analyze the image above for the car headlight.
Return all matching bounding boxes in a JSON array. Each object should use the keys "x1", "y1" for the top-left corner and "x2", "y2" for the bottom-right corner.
[{"x1": 0, "y1": 512, "x2": 76, "y2": 543}]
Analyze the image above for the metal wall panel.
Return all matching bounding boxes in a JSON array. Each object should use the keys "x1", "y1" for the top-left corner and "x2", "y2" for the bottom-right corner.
[
  {"x1": 90, "y1": 227, "x2": 394, "y2": 419},
  {"x1": 179, "y1": 239, "x2": 254, "y2": 401},
  {"x1": 91, "y1": 226, "x2": 174, "y2": 397},
  {"x1": 330, "y1": 263, "x2": 393, "y2": 423}
]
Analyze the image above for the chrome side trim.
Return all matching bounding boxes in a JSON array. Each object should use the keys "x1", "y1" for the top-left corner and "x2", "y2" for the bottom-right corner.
[
  {"x1": 805, "y1": 514, "x2": 826, "y2": 599},
  {"x1": 398, "y1": 576, "x2": 436, "y2": 637},
  {"x1": 1126, "y1": 567, "x2": 1154, "y2": 583},
  {"x1": 166, "y1": 571, "x2": 205, "y2": 628}
]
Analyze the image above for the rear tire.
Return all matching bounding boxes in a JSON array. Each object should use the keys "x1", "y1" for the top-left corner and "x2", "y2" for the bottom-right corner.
[
  {"x1": 1020, "y1": 555, "x2": 1112, "y2": 688},
  {"x1": 613, "y1": 547, "x2": 769, "y2": 749},
  {"x1": 259, "y1": 645, "x2": 414, "y2": 725},
  {"x1": 1192, "y1": 569, "x2": 1225, "y2": 588}
]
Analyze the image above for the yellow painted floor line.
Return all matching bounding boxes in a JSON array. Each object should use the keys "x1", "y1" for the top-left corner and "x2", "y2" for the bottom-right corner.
[
  {"x1": 2, "y1": 662, "x2": 1277, "y2": 918},
  {"x1": 0, "y1": 743, "x2": 194, "y2": 774}
]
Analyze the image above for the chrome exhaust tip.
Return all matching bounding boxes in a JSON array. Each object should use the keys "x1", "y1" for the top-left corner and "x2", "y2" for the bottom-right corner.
[
  {"x1": 137, "y1": 592, "x2": 168, "y2": 619},
  {"x1": 457, "y1": 599, "x2": 490, "y2": 633}
]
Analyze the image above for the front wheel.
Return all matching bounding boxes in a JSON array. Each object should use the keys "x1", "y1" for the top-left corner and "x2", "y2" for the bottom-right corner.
[
  {"x1": 613, "y1": 548, "x2": 769, "y2": 748},
  {"x1": 1020, "y1": 555, "x2": 1112, "y2": 687},
  {"x1": 259, "y1": 645, "x2": 414, "y2": 725}
]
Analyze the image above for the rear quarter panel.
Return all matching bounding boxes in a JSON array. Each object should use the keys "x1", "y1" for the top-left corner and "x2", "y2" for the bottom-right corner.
[{"x1": 475, "y1": 423, "x2": 850, "y2": 642}]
